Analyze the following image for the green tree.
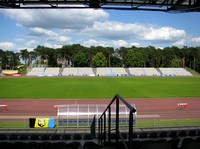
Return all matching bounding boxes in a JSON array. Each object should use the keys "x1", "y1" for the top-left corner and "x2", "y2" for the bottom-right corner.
[
  {"x1": 29, "y1": 51, "x2": 37, "y2": 65},
  {"x1": 0, "y1": 50, "x2": 4, "y2": 71},
  {"x1": 110, "y1": 55, "x2": 121, "y2": 67},
  {"x1": 92, "y1": 52, "x2": 107, "y2": 67},
  {"x1": 117, "y1": 46, "x2": 129, "y2": 67},
  {"x1": 124, "y1": 50, "x2": 144, "y2": 67},
  {"x1": 20, "y1": 49, "x2": 29, "y2": 67},
  {"x1": 161, "y1": 47, "x2": 176, "y2": 67},
  {"x1": 188, "y1": 47, "x2": 199, "y2": 70},
  {"x1": 73, "y1": 51, "x2": 88, "y2": 67}
]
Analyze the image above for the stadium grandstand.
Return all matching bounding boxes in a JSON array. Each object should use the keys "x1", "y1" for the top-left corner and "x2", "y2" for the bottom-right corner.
[{"x1": 26, "y1": 67, "x2": 193, "y2": 77}]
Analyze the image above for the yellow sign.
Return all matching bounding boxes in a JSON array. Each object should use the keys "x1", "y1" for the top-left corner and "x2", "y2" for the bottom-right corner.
[{"x1": 34, "y1": 118, "x2": 49, "y2": 128}]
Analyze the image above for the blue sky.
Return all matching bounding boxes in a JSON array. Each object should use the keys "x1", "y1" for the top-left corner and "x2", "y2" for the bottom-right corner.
[{"x1": 0, "y1": 8, "x2": 200, "y2": 52}]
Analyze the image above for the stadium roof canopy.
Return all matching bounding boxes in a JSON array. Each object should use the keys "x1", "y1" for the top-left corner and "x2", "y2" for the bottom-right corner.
[{"x1": 0, "y1": 0, "x2": 200, "y2": 12}]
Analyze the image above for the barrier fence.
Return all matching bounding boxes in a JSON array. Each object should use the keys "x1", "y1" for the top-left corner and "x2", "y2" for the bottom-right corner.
[{"x1": 0, "y1": 112, "x2": 200, "y2": 129}]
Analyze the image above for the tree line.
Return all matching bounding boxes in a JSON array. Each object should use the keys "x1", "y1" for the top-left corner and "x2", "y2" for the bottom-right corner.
[{"x1": 0, "y1": 44, "x2": 200, "y2": 73}]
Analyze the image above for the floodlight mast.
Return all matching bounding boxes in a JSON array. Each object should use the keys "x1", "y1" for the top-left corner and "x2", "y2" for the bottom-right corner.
[{"x1": 0, "y1": 0, "x2": 200, "y2": 12}]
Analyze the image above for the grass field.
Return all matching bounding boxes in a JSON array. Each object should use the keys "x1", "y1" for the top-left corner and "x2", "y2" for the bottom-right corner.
[{"x1": 0, "y1": 77, "x2": 200, "y2": 99}]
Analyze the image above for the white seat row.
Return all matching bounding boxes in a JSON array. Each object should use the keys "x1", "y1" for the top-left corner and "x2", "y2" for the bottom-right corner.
[
  {"x1": 62, "y1": 68, "x2": 78, "y2": 76},
  {"x1": 27, "y1": 67, "x2": 193, "y2": 77},
  {"x1": 77, "y1": 68, "x2": 95, "y2": 76},
  {"x1": 129, "y1": 68, "x2": 146, "y2": 76},
  {"x1": 43, "y1": 67, "x2": 60, "y2": 76},
  {"x1": 159, "y1": 68, "x2": 192, "y2": 76},
  {"x1": 110, "y1": 67, "x2": 128, "y2": 76},
  {"x1": 96, "y1": 67, "x2": 112, "y2": 76},
  {"x1": 62, "y1": 68, "x2": 95, "y2": 76},
  {"x1": 172, "y1": 68, "x2": 193, "y2": 76},
  {"x1": 143, "y1": 68, "x2": 160, "y2": 76},
  {"x1": 27, "y1": 68, "x2": 45, "y2": 76}
]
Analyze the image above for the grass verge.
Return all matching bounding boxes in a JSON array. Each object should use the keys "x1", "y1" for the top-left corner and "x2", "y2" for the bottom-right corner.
[{"x1": 1, "y1": 119, "x2": 200, "y2": 129}]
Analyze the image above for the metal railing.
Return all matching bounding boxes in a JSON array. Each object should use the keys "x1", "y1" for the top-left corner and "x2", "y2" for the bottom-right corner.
[{"x1": 98, "y1": 94, "x2": 136, "y2": 149}]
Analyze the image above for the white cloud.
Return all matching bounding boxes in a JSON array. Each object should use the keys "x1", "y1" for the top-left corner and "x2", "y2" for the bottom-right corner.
[
  {"x1": 82, "y1": 39, "x2": 128, "y2": 48},
  {"x1": 81, "y1": 21, "x2": 139, "y2": 39},
  {"x1": 0, "y1": 42, "x2": 16, "y2": 51},
  {"x1": 26, "y1": 40, "x2": 38, "y2": 47},
  {"x1": 110, "y1": 40, "x2": 128, "y2": 48},
  {"x1": 190, "y1": 37, "x2": 200, "y2": 45},
  {"x1": 28, "y1": 27, "x2": 58, "y2": 37},
  {"x1": 143, "y1": 26, "x2": 186, "y2": 41},
  {"x1": 82, "y1": 39, "x2": 105, "y2": 47},
  {"x1": 130, "y1": 42, "x2": 140, "y2": 47},
  {"x1": 27, "y1": 27, "x2": 72, "y2": 45},
  {"x1": 2, "y1": 9, "x2": 109, "y2": 29},
  {"x1": 172, "y1": 37, "x2": 200, "y2": 47},
  {"x1": 43, "y1": 43, "x2": 63, "y2": 49},
  {"x1": 0, "y1": 9, "x2": 192, "y2": 50},
  {"x1": 81, "y1": 21, "x2": 186, "y2": 43},
  {"x1": 173, "y1": 39, "x2": 185, "y2": 47},
  {"x1": 52, "y1": 36, "x2": 72, "y2": 45}
]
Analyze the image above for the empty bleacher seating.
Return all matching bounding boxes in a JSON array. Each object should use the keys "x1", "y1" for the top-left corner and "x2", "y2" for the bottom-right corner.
[
  {"x1": 129, "y1": 68, "x2": 146, "y2": 76},
  {"x1": 61, "y1": 134, "x2": 71, "y2": 140},
  {"x1": 143, "y1": 68, "x2": 160, "y2": 76},
  {"x1": 62, "y1": 68, "x2": 78, "y2": 76},
  {"x1": 83, "y1": 141, "x2": 101, "y2": 149},
  {"x1": 159, "y1": 68, "x2": 176, "y2": 76},
  {"x1": 96, "y1": 67, "x2": 112, "y2": 76},
  {"x1": 77, "y1": 67, "x2": 95, "y2": 76},
  {"x1": 43, "y1": 67, "x2": 60, "y2": 76},
  {"x1": 139, "y1": 140, "x2": 172, "y2": 149},
  {"x1": 27, "y1": 67, "x2": 45, "y2": 76},
  {"x1": 26, "y1": 67, "x2": 193, "y2": 77},
  {"x1": 180, "y1": 138, "x2": 200, "y2": 149},
  {"x1": 172, "y1": 68, "x2": 193, "y2": 76},
  {"x1": 110, "y1": 67, "x2": 128, "y2": 76},
  {"x1": 159, "y1": 68, "x2": 193, "y2": 76},
  {"x1": 0, "y1": 126, "x2": 200, "y2": 149}
]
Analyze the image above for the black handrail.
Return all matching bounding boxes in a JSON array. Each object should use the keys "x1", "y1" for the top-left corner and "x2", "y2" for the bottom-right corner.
[
  {"x1": 90, "y1": 115, "x2": 96, "y2": 138},
  {"x1": 98, "y1": 94, "x2": 136, "y2": 149}
]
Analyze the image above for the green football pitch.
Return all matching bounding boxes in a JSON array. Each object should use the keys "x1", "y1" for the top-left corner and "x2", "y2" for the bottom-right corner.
[{"x1": 0, "y1": 77, "x2": 200, "y2": 99}]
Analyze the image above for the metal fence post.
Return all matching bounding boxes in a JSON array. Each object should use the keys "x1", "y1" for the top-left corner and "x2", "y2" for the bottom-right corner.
[
  {"x1": 100, "y1": 117, "x2": 103, "y2": 146},
  {"x1": 129, "y1": 111, "x2": 133, "y2": 149},
  {"x1": 98, "y1": 118, "x2": 100, "y2": 146},
  {"x1": 104, "y1": 113, "x2": 106, "y2": 145},
  {"x1": 108, "y1": 107, "x2": 111, "y2": 145},
  {"x1": 116, "y1": 97, "x2": 119, "y2": 149}
]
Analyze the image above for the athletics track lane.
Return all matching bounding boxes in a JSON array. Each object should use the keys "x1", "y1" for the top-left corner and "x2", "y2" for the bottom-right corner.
[{"x1": 0, "y1": 98, "x2": 200, "y2": 120}]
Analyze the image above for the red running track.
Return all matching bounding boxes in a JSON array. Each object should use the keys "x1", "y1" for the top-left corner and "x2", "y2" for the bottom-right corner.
[{"x1": 0, "y1": 98, "x2": 200, "y2": 119}]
